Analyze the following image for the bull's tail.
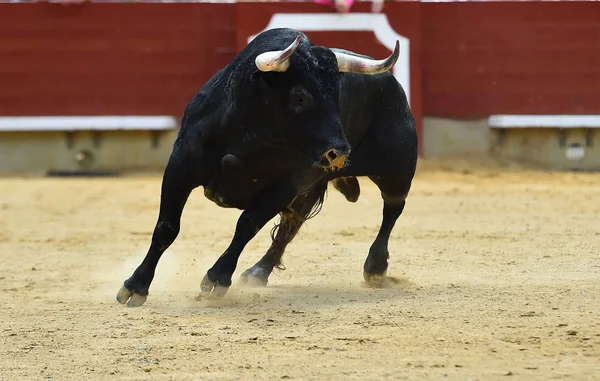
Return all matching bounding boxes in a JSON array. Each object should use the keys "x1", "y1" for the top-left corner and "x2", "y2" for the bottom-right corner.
[{"x1": 331, "y1": 176, "x2": 360, "y2": 203}]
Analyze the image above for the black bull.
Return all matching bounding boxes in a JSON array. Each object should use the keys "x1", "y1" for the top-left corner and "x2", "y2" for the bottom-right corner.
[{"x1": 117, "y1": 28, "x2": 418, "y2": 306}]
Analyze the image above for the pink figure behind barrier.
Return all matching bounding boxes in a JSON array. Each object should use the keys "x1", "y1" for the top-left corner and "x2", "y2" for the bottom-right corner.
[{"x1": 314, "y1": 0, "x2": 355, "y2": 13}]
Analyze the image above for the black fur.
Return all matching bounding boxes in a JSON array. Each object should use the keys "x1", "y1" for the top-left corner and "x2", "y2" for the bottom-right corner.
[{"x1": 117, "y1": 28, "x2": 418, "y2": 305}]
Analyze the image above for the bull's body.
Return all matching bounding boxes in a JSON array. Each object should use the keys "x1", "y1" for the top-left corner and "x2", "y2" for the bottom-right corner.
[{"x1": 117, "y1": 28, "x2": 417, "y2": 306}]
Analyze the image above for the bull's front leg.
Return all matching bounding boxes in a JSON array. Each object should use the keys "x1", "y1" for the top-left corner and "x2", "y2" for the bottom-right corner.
[
  {"x1": 200, "y1": 182, "x2": 299, "y2": 299},
  {"x1": 116, "y1": 153, "x2": 203, "y2": 307},
  {"x1": 238, "y1": 181, "x2": 328, "y2": 287}
]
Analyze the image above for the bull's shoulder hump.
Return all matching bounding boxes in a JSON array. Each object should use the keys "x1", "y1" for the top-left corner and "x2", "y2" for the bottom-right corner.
[
  {"x1": 180, "y1": 86, "x2": 223, "y2": 131},
  {"x1": 183, "y1": 68, "x2": 228, "y2": 113}
]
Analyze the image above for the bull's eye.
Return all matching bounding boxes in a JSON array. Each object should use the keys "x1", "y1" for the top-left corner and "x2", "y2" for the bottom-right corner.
[{"x1": 288, "y1": 86, "x2": 313, "y2": 113}]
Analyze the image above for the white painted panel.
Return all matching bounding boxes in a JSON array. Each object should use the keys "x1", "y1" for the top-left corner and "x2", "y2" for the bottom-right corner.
[
  {"x1": 0, "y1": 116, "x2": 178, "y2": 131},
  {"x1": 489, "y1": 115, "x2": 600, "y2": 129}
]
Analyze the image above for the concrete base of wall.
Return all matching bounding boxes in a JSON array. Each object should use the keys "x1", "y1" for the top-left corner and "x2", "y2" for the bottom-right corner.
[
  {"x1": 0, "y1": 130, "x2": 177, "y2": 175},
  {"x1": 423, "y1": 117, "x2": 492, "y2": 157},
  {"x1": 491, "y1": 127, "x2": 599, "y2": 171},
  {"x1": 423, "y1": 117, "x2": 600, "y2": 171},
  {"x1": 1, "y1": 119, "x2": 598, "y2": 174}
]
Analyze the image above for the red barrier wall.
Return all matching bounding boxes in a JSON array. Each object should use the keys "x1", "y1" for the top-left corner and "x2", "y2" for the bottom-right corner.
[
  {"x1": 0, "y1": 3, "x2": 236, "y2": 116},
  {"x1": 421, "y1": 1, "x2": 600, "y2": 118}
]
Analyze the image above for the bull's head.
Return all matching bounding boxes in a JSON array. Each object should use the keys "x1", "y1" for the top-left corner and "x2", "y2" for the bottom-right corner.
[
  {"x1": 247, "y1": 29, "x2": 400, "y2": 172},
  {"x1": 255, "y1": 34, "x2": 400, "y2": 75}
]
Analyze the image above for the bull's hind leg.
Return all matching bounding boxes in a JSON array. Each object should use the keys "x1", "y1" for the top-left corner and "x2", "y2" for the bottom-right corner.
[
  {"x1": 238, "y1": 183, "x2": 327, "y2": 287},
  {"x1": 116, "y1": 154, "x2": 202, "y2": 307},
  {"x1": 331, "y1": 176, "x2": 360, "y2": 203},
  {"x1": 363, "y1": 175, "x2": 411, "y2": 286}
]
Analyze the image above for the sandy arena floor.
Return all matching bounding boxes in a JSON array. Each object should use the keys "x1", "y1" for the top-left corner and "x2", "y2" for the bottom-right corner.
[{"x1": 1, "y1": 160, "x2": 599, "y2": 380}]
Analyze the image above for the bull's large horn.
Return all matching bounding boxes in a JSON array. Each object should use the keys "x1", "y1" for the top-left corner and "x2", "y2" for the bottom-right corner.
[
  {"x1": 255, "y1": 35, "x2": 303, "y2": 72},
  {"x1": 333, "y1": 40, "x2": 400, "y2": 75}
]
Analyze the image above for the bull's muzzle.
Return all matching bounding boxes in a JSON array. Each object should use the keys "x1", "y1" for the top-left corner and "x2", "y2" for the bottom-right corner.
[{"x1": 319, "y1": 148, "x2": 350, "y2": 171}]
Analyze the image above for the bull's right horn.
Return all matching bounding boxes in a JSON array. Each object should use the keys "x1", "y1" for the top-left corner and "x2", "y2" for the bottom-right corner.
[
  {"x1": 255, "y1": 35, "x2": 303, "y2": 72},
  {"x1": 333, "y1": 40, "x2": 400, "y2": 75}
]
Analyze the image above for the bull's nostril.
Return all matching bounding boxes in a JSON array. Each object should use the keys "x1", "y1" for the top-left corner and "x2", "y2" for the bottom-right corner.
[
  {"x1": 326, "y1": 150, "x2": 338, "y2": 162},
  {"x1": 319, "y1": 148, "x2": 348, "y2": 170}
]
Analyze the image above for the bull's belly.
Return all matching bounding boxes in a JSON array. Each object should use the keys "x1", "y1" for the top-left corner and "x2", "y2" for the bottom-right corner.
[
  {"x1": 202, "y1": 170, "x2": 324, "y2": 210},
  {"x1": 202, "y1": 164, "x2": 283, "y2": 209},
  {"x1": 203, "y1": 182, "x2": 260, "y2": 210},
  {"x1": 201, "y1": 153, "x2": 326, "y2": 210}
]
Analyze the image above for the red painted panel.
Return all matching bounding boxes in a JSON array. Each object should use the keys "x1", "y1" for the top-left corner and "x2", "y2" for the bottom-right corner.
[
  {"x1": 0, "y1": 3, "x2": 236, "y2": 116},
  {"x1": 421, "y1": 1, "x2": 600, "y2": 117}
]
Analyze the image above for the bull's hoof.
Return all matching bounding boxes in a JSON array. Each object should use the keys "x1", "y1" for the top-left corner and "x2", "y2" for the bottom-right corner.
[
  {"x1": 363, "y1": 249, "x2": 389, "y2": 286},
  {"x1": 199, "y1": 273, "x2": 230, "y2": 299},
  {"x1": 238, "y1": 266, "x2": 270, "y2": 288},
  {"x1": 116, "y1": 285, "x2": 148, "y2": 307}
]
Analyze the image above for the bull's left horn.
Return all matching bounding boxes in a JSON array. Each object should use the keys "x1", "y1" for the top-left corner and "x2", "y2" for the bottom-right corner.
[
  {"x1": 255, "y1": 35, "x2": 303, "y2": 72},
  {"x1": 333, "y1": 40, "x2": 400, "y2": 75}
]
